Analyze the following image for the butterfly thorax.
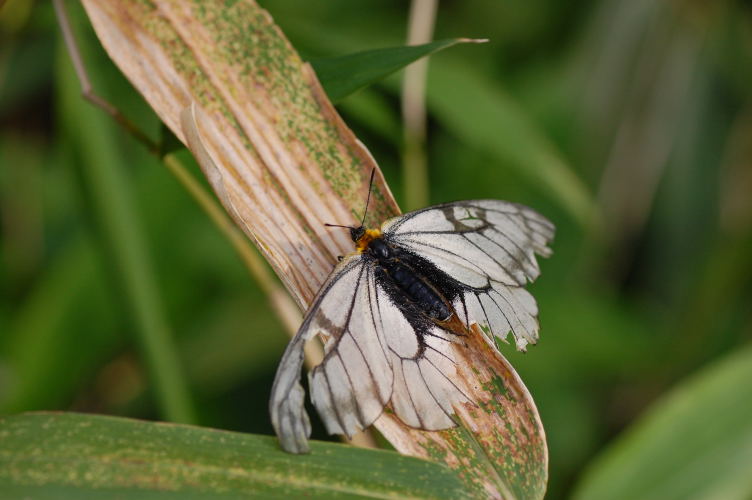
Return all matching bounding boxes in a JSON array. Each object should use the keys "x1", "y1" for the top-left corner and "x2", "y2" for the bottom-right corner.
[
  {"x1": 354, "y1": 227, "x2": 382, "y2": 253},
  {"x1": 361, "y1": 234, "x2": 452, "y2": 321}
]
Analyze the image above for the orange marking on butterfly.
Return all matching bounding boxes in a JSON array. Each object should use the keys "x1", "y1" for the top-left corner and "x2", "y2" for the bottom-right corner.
[{"x1": 355, "y1": 228, "x2": 382, "y2": 253}]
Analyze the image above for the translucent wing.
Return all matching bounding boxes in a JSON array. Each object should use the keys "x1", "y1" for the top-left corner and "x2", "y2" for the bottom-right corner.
[
  {"x1": 269, "y1": 255, "x2": 390, "y2": 453},
  {"x1": 311, "y1": 275, "x2": 470, "y2": 435},
  {"x1": 384, "y1": 321, "x2": 470, "y2": 431},
  {"x1": 306, "y1": 260, "x2": 392, "y2": 441},
  {"x1": 270, "y1": 253, "x2": 470, "y2": 453},
  {"x1": 383, "y1": 200, "x2": 555, "y2": 351}
]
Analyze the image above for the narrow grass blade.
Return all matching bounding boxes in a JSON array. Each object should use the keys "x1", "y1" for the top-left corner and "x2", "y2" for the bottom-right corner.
[{"x1": 311, "y1": 38, "x2": 486, "y2": 104}]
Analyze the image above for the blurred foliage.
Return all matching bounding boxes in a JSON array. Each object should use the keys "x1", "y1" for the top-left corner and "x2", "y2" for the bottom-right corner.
[
  {"x1": 1, "y1": 0, "x2": 751, "y2": 498},
  {"x1": 573, "y1": 344, "x2": 752, "y2": 500}
]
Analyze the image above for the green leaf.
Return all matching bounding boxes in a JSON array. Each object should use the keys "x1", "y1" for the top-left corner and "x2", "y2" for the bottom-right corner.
[
  {"x1": 572, "y1": 345, "x2": 752, "y2": 500},
  {"x1": 0, "y1": 413, "x2": 469, "y2": 499},
  {"x1": 310, "y1": 38, "x2": 485, "y2": 104}
]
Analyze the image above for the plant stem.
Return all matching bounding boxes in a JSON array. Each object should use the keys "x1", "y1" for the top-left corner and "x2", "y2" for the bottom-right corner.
[{"x1": 401, "y1": 0, "x2": 438, "y2": 210}]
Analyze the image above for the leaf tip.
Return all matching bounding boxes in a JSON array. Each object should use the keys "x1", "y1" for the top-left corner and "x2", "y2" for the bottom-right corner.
[{"x1": 459, "y1": 38, "x2": 490, "y2": 44}]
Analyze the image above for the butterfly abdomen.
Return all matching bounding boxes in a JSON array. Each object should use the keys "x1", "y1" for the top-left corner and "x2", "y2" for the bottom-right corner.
[
  {"x1": 390, "y1": 263, "x2": 450, "y2": 320},
  {"x1": 367, "y1": 237, "x2": 451, "y2": 321}
]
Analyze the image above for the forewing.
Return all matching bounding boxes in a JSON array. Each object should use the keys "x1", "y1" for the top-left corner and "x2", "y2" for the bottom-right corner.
[
  {"x1": 383, "y1": 200, "x2": 554, "y2": 351},
  {"x1": 308, "y1": 262, "x2": 392, "y2": 438},
  {"x1": 269, "y1": 255, "x2": 391, "y2": 453}
]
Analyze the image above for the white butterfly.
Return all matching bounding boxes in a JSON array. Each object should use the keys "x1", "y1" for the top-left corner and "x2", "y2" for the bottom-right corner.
[{"x1": 269, "y1": 175, "x2": 555, "y2": 453}]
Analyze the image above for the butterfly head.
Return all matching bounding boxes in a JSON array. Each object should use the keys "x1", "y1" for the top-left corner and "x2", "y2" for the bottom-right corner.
[
  {"x1": 325, "y1": 223, "x2": 380, "y2": 252},
  {"x1": 350, "y1": 225, "x2": 366, "y2": 242}
]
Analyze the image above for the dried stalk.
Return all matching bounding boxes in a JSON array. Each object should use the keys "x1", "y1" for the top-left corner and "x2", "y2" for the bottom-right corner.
[{"x1": 401, "y1": 0, "x2": 438, "y2": 210}]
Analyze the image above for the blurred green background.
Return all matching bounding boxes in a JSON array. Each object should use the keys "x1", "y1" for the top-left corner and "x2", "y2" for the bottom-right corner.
[{"x1": 2, "y1": 1, "x2": 751, "y2": 498}]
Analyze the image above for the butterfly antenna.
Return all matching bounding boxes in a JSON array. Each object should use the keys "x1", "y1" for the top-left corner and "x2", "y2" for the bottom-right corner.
[
  {"x1": 360, "y1": 169, "x2": 376, "y2": 227},
  {"x1": 324, "y1": 170, "x2": 376, "y2": 230}
]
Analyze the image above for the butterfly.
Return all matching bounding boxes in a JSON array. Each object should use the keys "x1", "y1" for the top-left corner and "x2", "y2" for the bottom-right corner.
[{"x1": 269, "y1": 171, "x2": 554, "y2": 453}]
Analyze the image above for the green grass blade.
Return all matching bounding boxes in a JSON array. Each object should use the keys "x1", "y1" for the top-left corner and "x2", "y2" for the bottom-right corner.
[
  {"x1": 0, "y1": 413, "x2": 469, "y2": 499},
  {"x1": 310, "y1": 38, "x2": 484, "y2": 104},
  {"x1": 573, "y1": 345, "x2": 752, "y2": 500}
]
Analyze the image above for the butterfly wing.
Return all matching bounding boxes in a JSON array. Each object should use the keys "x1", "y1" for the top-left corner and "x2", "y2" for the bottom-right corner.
[
  {"x1": 270, "y1": 251, "x2": 470, "y2": 453},
  {"x1": 383, "y1": 321, "x2": 470, "y2": 431},
  {"x1": 272, "y1": 199, "x2": 552, "y2": 452},
  {"x1": 383, "y1": 200, "x2": 555, "y2": 351},
  {"x1": 270, "y1": 255, "x2": 393, "y2": 453},
  {"x1": 305, "y1": 259, "x2": 393, "y2": 441}
]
